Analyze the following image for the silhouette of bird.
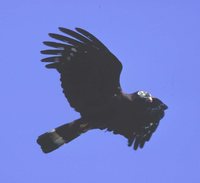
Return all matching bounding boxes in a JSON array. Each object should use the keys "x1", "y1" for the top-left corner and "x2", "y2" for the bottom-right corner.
[{"x1": 37, "y1": 27, "x2": 168, "y2": 153}]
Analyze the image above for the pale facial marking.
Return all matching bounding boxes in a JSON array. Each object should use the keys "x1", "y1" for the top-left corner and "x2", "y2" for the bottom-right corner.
[{"x1": 137, "y1": 91, "x2": 153, "y2": 102}]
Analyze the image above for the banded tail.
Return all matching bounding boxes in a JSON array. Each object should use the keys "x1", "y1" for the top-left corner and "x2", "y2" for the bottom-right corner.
[{"x1": 37, "y1": 119, "x2": 89, "y2": 153}]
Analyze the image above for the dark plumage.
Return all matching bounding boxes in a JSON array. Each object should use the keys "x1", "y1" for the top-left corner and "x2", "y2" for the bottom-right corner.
[{"x1": 37, "y1": 27, "x2": 168, "y2": 153}]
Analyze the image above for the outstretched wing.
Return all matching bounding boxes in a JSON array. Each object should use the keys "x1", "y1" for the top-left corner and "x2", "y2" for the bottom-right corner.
[
  {"x1": 102, "y1": 94, "x2": 167, "y2": 150},
  {"x1": 41, "y1": 27, "x2": 122, "y2": 114}
]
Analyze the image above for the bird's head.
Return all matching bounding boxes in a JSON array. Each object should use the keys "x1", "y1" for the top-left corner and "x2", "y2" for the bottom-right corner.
[{"x1": 136, "y1": 90, "x2": 168, "y2": 110}]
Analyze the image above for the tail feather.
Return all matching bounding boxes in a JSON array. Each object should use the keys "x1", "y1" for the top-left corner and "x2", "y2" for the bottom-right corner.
[{"x1": 37, "y1": 119, "x2": 89, "y2": 153}]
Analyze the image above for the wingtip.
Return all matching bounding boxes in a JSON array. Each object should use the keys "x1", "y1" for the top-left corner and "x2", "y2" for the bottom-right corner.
[
  {"x1": 59, "y1": 27, "x2": 79, "y2": 34},
  {"x1": 43, "y1": 41, "x2": 50, "y2": 46},
  {"x1": 48, "y1": 33, "x2": 56, "y2": 38},
  {"x1": 75, "y1": 27, "x2": 84, "y2": 32},
  {"x1": 40, "y1": 50, "x2": 46, "y2": 54},
  {"x1": 45, "y1": 63, "x2": 60, "y2": 69},
  {"x1": 58, "y1": 27, "x2": 65, "y2": 32},
  {"x1": 41, "y1": 57, "x2": 49, "y2": 62}
]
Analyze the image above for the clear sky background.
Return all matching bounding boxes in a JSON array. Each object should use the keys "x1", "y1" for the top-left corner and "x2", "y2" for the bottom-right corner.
[{"x1": 1, "y1": 0, "x2": 200, "y2": 182}]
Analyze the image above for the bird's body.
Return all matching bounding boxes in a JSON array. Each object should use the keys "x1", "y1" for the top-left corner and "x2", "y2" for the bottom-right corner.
[{"x1": 37, "y1": 27, "x2": 168, "y2": 153}]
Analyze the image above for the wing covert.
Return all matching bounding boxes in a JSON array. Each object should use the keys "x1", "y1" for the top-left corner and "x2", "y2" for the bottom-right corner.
[{"x1": 41, "y1": 27, "x2": 122, "y2": 114}]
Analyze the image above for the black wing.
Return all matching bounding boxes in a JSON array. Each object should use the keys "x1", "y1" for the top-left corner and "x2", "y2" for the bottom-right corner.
[
  {"x1": 41, "y1": 27, "x2": 122, "y2": 114},
  {"x1": 128, "y1": 98, "x2": 168, "y2": 150}
]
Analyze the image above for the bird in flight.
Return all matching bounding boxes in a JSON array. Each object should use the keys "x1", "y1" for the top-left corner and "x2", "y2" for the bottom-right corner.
[{"x1": 37, "y1": 27, "x2": 168, "y2": 153}]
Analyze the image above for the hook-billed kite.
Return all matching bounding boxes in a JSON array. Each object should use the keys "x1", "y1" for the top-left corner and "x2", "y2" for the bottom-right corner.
[{"x1": 37, "y1": 27, "x2": 168, "y2": 153}]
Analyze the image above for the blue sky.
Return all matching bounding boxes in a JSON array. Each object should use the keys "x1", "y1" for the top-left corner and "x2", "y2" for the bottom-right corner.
[{"x1": 1, "y1": 0, "x2": 200, "y2": 182}]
